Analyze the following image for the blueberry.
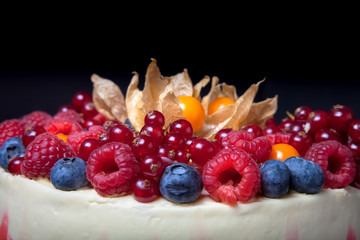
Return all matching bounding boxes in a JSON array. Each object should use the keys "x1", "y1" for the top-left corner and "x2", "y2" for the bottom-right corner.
[
  {"x1": 159, "y1": 163, "x2": 203, "y2": 204},
  {"x1": 0, "y1": 137, "x2": 25, "y2": 171},
  {"x1": 284, "y1": 156, "x2": 324, "y2": 194},
  {"x1": 124, "y1": 119, "x2": 135, "y2": 130},
  {"x1": 50, "y1": 158, "x2": 89, "y2": 191},
  {"x1": 260, "y1": 159, "x2": 291, "y2": 198}
]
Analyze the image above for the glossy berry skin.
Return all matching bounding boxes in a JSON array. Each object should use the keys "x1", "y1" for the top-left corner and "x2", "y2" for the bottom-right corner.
[
  {"x1": 164, "y1": 132, "x2": 186, "y2": 151},
  {"x1": 189, "y1": 138, "x2": 215, "y2": 166},
  {"x1": 288, "y1": 131, "x2": 313, "y2": 156},
  {"x1": 242, "y1": 124, "x2": 263, "y2": 137},
  {"x1": 328, "y1": 105, "x2": 354, "y2": 133},
  {"x1": 284, "y1": 157, "x2": 324, "y2": 194},
  {"x1": 305, "y1": 110, "x2": 329, "y2": 136},
  {"x1": 348, "y1": 141, "x2": 360, "y2": 165},
  {"x1": 50, "y1": 158, "x2": 89, "y2": 191},
  {"x1": 294, "y1": 106, "x2": 312, "y2": 122},
  {"x1": 160, "y1": 163, "x2": 203, "y2": 204},
  {"x1": 348, "y1": 120, "x2": 360, "y2": 143},
  {"x1": 133, "y1": 178, "x2": 160, "y2": 203},
  {"x1": 314, "y1": 128, "x2": 342, "y2": 143},
  {"x1": 208, "y1": 97, "x2": 235, "y2": 115},
  {"x1": 132, "y1": 135, "x2": 156, "y2": 159},
  {"x1": 169, "y1": 119, "x2": 193, "y2": 140},
  {"x1": 144, "y1": 110, "x2": 165, "y2": 128},
  {"x1": 72, "y1": 91, "x2": 92, "y2": 112},
  {"x1": 140, "y1": 123, "x2": 164, "y2": 147},
  {"x1": 108, "y1": 124, "x2": 134, "y2": 145},
  {"x1": 22, "y1": 125, "x2": 46, "y2": 147},
  {"x1": 78, "y1": 138, "x2": 101, "y2": 161},
  {"x1": 214, "y1": 128, "x2": 232, "y2": 143},
  {"x1": 268, "y1": 143, "x2": 300, "y2": 161},
  {"x1": 81, "y1": 102, "x2": 98, "y2": 120},
  {"x1": 0, "y1": 137, "x2": 26, "y2": 171},
  {"x1": 140, "y1": 155, "x2": 164, "y2": 179},
  {"x1": 178, "y1": 96, "x2": 205, "y2": 132},
  {"x1": 7, "y1": 156, "x2": 24, "y2": 175},
  {"x1": 260, "y1": 160, "x2": 290, "y2": 198}
]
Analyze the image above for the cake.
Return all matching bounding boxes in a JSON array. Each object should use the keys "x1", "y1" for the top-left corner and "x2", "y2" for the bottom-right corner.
[{"x1": 0, "y1": 60, "x2": 360, "y2": 239}]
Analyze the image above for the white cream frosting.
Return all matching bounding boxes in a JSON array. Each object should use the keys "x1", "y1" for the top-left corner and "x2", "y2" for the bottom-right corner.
[{"x1": 0, "y1": 168, "x2": 359, "y2": 240}]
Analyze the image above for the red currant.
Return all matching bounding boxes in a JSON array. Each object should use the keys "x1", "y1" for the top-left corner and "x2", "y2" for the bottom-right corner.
[
  {"x1": 140, "y1": 155, "x2": 164, "y2": 179},
  {"x1": 348, "y1": 120, "x2": 360, "y2": 143},
  {"x1": 132, "y1": 135, "x2": 156, "y2": 159},
  {"x1": 8, "y1": 157, "x2": 24, "y2": 175},
  {"x1": 144, "y1": 110, "x2": 165, "y2": 128},
  {"x1": 157, "y1": 144, "x2": 176, "y2": 160},
  {"x1": 133, "y1": 178, "x2": 160, "y2": 203},
  {"x1": 58, "y1": 104, "x2": 76, "y2": 113},
  {"x1": 305, "y1": 110, "x2": 329, "y2": 136},
  {"x1": 174, "y1": 149, "x2": 189, "y2": 163},
  {"x1": 81, "y1": 102, "x2": 98, "y2": 120},
  {"x1": 265, "y1": 117, "x2": 277, "y2": 127},
  {"x1": 169, "y1": 119, "x2": 193, "y2": 140},
  {"x1": 348, "y1": 141, "x2": 360, "y2": 165},
  {"x1": 72, "y1": 91, "x2": 92, "y2": 112},
  {"x1": 279, "y1": 118, "x2": 293, "y2": 132},
  {"x1": 288, "y1": 131, "x2": 313, "y2": 156},
  {"x1": 189, "y1": 138, "x2": 215, "y2": 166},
  {"x1": 164, "y1": 132, "x2": 186, "y2": 151},
  {"x1": 140, "y1": 123, "x2": 164, "y2": 147},
  {"x1": 328, "y1": 105, "x2": 354, "y2": 133},
  {"x1": 242, "y1": 124, "x2": 263, "y2": 137},
  {"x1": 263, "y1": 125, "x2": 281, "y2": 135},
  {"x1": 78, "y1": 138, "x2": 101, "y2": 161},
  {"x1": 214, "y1": 128, "x2": 232, "y2": 143},
  {"x1": 314, "y1": 128, "x2": 342, "y2": 143},
  {"x1": 22, "y1": 125, "x2": 46, "y2": 147},
  {"x1": 108, "y1": 124, "x2": 134, "y2": 145},
  {"x1": 82, "y1": 118, "x2": 101, "y2": 130},
  {"x1": 294, "y1": 105, "x2": 312, "y2": 122}
]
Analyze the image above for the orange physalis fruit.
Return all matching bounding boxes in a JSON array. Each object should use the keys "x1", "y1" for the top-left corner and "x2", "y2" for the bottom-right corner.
[
  {"x1": 178, "y1": 96, "x2": 205, "y2": 132},
  {"x1": 208, "y1": 97, "x2": 236, "y2": 115}
]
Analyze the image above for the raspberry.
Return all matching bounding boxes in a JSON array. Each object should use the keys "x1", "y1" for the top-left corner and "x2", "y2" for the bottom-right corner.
[
  {"x1": 202, "y1": 147, "x2": 261, "y2": 204},
  {"x1": 0, "y1": 119, "x2": 26, "y2": 148},
  {"x1": 304, "y1": 140, "x2": 356, "y2": 188},
  {"x1": 67, "y1": 125, "x2": 106, "y2": 154},
  {"x1": 44, "y1": 119, "x2": 82, "y2": 135},
  {"x1": 53, "y1": 109, "x2": 82, "y2": 124},
  {"x1": 86, "y1": 142, "x2": 140, "y2": 197},
  {"x1": 265, "y1": 132, "x2": 291, "y2": 145},
  {"x1": 221, "y1": 130, "x2": 272, "y2": 164},
  {"x1": 21, "y1": 111, "x2": 52, "y2": 127},
  {"x1": 21, "y1": 132, "x2": 77, "y2": 179}
]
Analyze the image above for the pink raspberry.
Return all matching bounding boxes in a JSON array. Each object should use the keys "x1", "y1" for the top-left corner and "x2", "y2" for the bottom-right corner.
[
  {"x1": 21, "y1": 111, "x2": 52, "y2": 127},
  {"x1": 44, "y1": 119, "x2": 82, "y2": 135},
  {"x1": 67, "y1": 125, "x2": 106, "y2": 154},
  {"x1": 221, "y1": 130, "x2": 272, "y2": 164},
  {"x1": 87, "y1": 142, "x2": 140, "y2": 197},
  {"x1": 265, "y1": 132, "x2": 291, "y2": 145},
  {"x1": 0, "y1": 119, "x2": 25, "y2": 147},
  {"x1": 53, "y1": 109, "x2": 82, "y2": 124},
  {"x1": 304, "y1": 140, "x2": 356, "y2": 188},
  {"x1": 202, "y1": 147, "x2": 261, "y2": 204},
  {"x1": 21, "y1": 132, "x2": 77, "y2": 179}
]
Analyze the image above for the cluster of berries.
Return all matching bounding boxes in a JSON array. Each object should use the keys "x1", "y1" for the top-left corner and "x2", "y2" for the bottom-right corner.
[{"x1": 0, "y1": 90, "x2": 358, "y2": 206}]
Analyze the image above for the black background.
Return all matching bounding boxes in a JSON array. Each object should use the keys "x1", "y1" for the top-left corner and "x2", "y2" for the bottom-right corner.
[{"x1": 1, "y1": 12, "x2": 359, "y2": 125}]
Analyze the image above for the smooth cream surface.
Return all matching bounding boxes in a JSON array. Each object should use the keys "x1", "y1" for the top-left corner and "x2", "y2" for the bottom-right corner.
[{"x1": 0, "y1": 168, "x2": 359, "y2": 240}]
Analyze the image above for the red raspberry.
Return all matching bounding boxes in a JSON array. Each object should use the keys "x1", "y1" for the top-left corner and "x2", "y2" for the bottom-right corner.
[
  {"x1": 53, "y1": 109, "x2": 82, "y2": 124},
  {"x1": 21, "y1": 132, "x2": 77, "y2": 179},
  {"x1": 44, "y1": 119, "x2": 82, "y2": 135},
  {"x1": 67, "y1": 125, "x2": 106, "y2": 154},
  {"x1": 21, "y1": 111, "x2": 52, "y2": 127},
  {"x1": 87, "y1": 142, "x2": 140, "y2": 197},
  {"x1": 202, "y1": 147, "x2": 261, "y2": 204},
  {"x1": 265, "y1": 132, "x2": 291, "y2": 145},
  {"x1": 0, "y1": 119, "x2": 26, "y2": 147},
  {"x1": 304, "y1": 140, "x2": 356, "y2": 189},
  {"x1": 221, "y1": 130, "x2": 272, "y2": 164}
]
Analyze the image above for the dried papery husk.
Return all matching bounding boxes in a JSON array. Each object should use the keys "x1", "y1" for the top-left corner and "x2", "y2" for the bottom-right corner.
[{"x1": 91, "y1": 74, "x2": 127, "y2": 123}]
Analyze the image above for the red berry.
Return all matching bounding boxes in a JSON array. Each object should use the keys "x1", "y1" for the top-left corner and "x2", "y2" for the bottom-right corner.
[
  {"x1": 265, "y1": 132, "x2": 291, "y2": 145},
  {"x1": 294, "y1": 106, "x2": 312, "y2": 122},
  {"x1": 44, "y1": 119, "x2": 82, "y2": 136},
  {"x1": 133, "y1": 178, "x2": 160, "y2": 203},
  {"x1": 21, "y1": 132, "x2": 77, "y2": 179},
  {"x1": 279, "y1": 118, "x2": 294, "y2": 132},
  {"x1": 305, "y1": 110, "x2": 329, "y2": 136},
  {"x1": 169, "y1": 119, "x2": 193, "y2": 140},
  {"x1": 304, "y1": 140, "x2": 356, "y2": 188},
  {"x1": 140, "y1": 155, "x2": 164, "y2": 179},
  {"x1": 67, "y1": 125, "x2": 106, "y2": 154},
  {"x1": 157, "y1": 144, "x2": 176, "y2": 160},
  {"x1": 164, "y1": 132, "x2": 185, "y2": 151},
  {"x1": 82, "y1": 118, "x2": 102, "y2": 130},
  {"x1": 174, "y1": 149, "x2": 190, "y2": 164},
  {"x1": 22, "y1": 125, "x2": 46, "y2": 147},
  {"x1": 57, "y1": 104, "x2": 76, "y2": 113},
  {"x1": 7, "y1": 156, "x2": 24, "y2": 175},
  {"x1": 0, "y1": 119, "x2": 26, "y2": 148},
  {"x1": 283, "y1": 121, "x2": 304, "y2": 134},
  {"x1": 108, "y1": 124, "x2": 134, "y2": 145},
  {"x1": 328, "y1": 105, "x2": 354, "y2": 133},
  {"x1": 242, "y1": 124, "x2": 263, "y2": 137},
  {"x1": 202, "y1": 147, "x2": 261, "y2": 204},
  {"x1": 132, "y1": 135, "x2": 156, "y2": 159},
  {"x1": 314, "y1": 128, "x2": 342, "y2": 143},
  {"x1": 144, "y1": 110, "x2": 165, "y2": 128},
  {"x1": 263, "y1": 125, "x2": 281, "y2": 135},
  {"x1": 348, "y1": 141, "x2": 360, "y2": 165},
  {"x1": 265, "y1": 117, "x2": 277, "y2": 127},
  {"x1": 189, "y1": 138, "x2": 215, "y2": 166},
  {"x1": 21, "y1": 111, "x2": 52, "y2": 128},
  {"x1": 81, "y1": 102, "x2": 99, "y2": 120},
  {"x1": 72, "y1": 91, "x2": 92, "y2": 112},
  {"x1": 222, "y1": 130, "x2": 272, "y2": 164},
  {"x1": 78, "y1": 138, "x2": 101, "y2": 161},
  {"x1": 140, "y1": 123, "x2": 164, "y2": 147},
  {"x1": 54, "y1": 109, "x2": 82, "y2": 124},
  {"x1": 86, "y1": 142, "x2": 140, "y2": 197},
  {"x1": 288, "y1": 131, "x2": 313, "y2": 156},
  {"x1": 214, "y1": 128, "x2": 232, "y2": 143},
  {"x1": 348, "y1": 120, "x2": 360, "y2": 143}
]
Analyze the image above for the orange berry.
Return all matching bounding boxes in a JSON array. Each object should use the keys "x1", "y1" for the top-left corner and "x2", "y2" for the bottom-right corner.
[
  {"x1": 56, "y1": 134, "x2": 68, "y2": 143},
  {"x1": 268, "y1": 143, "x2": 300, "y2": 161},
  {"x1": 208, "y1": 97, "x2": 236, "y2": 115},
  {"x1": 178, "y1": 96, "x2": 205, "y2": 132}
]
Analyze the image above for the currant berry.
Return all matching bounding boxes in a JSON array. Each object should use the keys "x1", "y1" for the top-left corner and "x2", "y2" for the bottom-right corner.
[
  {"x1": 263, "y1": 125, "x2": 281, "y2": 135},
  {"x1": 305, "y1": 110, "x2": 329, "y2": 136},
  {"x1": 265, "y1": 117, "x2": 277, "y2": 127},
  {"x1": 140, "y1": 155, "x2": 164, "y2": 179},
  {"x1": 288, "y1": 131, "x2": 313, "y2": 156},
  {"x1": 108, "y1": 124, "x2": 134, "y2": 145},
  {"x1": 133, "y1": 178, "x2": 160, "y2": 203},
  {"x1": 140, "y1": 123, "x2": 164, "y2": 147},
  {"x1": 348, "y1": 141, "x2": 360, "y2": 165},
  {"x1": 132, "y1": 135, "x2": 156, "y2": 159},
  {"x1": 294, "y1": 106, "x2": 312, "y2": 122},
  {"x1": 214, "y1": 128, "x2": 232, "y2": 143},
  {"x1": 314, "y1": 128, "x2": 342, "y2": 143},
  {"x1": 348, "y1": 120, "x2": 360, "y2": 143},
  {"x1": 189, "y1": 138, "x2": 215, "y2": 166},
  {"x1": 157, "y1": 144, "x2": 176, "y2": 160},
  {"x1": 242, "y1": 124, "x2": 263, "y2": 137},
  {"x1": 78, "y1": 138, "x2": 101, "y2": 161},
  {"x1": 72, "y1": 91, "x2": 92, "y2": 112},
  {"x1": 164, "y1": 132, "x2": 186, "y2": 151},
  {"x1": 174, "y1": 149, "x2": 189, "y2": 164},
  {"x1": 82, "y1": 118, "x2": 101, "y2": 130},
  {"x1": 81, "y1": 102, "x2": 98, "y2": 120},
  {"x1": 144, "y1": 110, "x2": 165, "y2": 128},
  {"x1": 8, "y1": 156, "x2": 24, "y2": 175},
  {"x1": 279, "y1": 118, "x2": 293, "y2": 132},
  {"x1": 169, "y1": 119, "x2": 193, "y2": 140},
  {"x1": 22, "y1": 125, "x2": 46, "y2": 148},
  {"x1": 328, "y1": 105, "x2": 354, "y2": 133},
  {"x1": 103, "y1": 120, "x2": 121, "y2": 132}
]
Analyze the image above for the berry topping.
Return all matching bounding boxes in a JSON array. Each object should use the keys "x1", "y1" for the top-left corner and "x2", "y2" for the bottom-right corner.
[
  {"x1": 189, "y1": 138, "x2": 216, "y2": 166},
  {"x1": 133, "y1": 178, "x2": 160, "y2": 203},
  {"x1": 78, "y1": 138, "x2": 101, "y2": 162},
  {"x1": 288, "y1": 131, "x2": 313, "y2": 156},
  {"x1": 144, "y1": 110, "x2": 165, "y2": 128},
  {"x1": 21, "y1": 111, "x2": 52, "y2": 127},
  {"x1": 67, "y1": 125, "x2": 106, "y2": 154},
  {"x1": 21, "y1": 132, "x2": 77, "y2": 179},
  {"x1": 202, "y1": 147, "x2": 261, "y2": 204},
  {"x1": 72, "y1": 91, "x2": 92, "y2": 112},
  {"x1": 268, "y1": 143, "x2": 300, "y2": 161},
  {"x1": 284, "y1": 157, "x2": 324, "y2": 194},
  {"x1": 0, "y1": 119, "x2": 26, "y2": 148},
  {"x1": 348, "y1": 119, "x2": 360, "y2": 143},
  {"x1": 265, "y1": 132, "x2": 291, "y2": 145},
  {"x1": 50, "y1": 157, "x2": 89, "y2": 191},
  {"x1": 22, "y1": 125, "x2": 46, "y2": 147},
  {"x1": 53, "y1": 109, "x2": 82, "y2": 124},
  {"x1": 328, "y1": 105, "x2": 354, "y2": 133},
  {"x1": 260, "y1": 160, "x2": 290, "y2": 198},
  {"x1": 208, "y1": 97, "x2": 236, "y2": 115},
  {"x1": 44, "y1": 119, "x2": 83, "y2": 136},
  {"x1": 86, "y1": 142, "x2": 140, "y2": 197},
  {"x1": 304, "y1": 140, "x2": 356, "y2": 188},
  {"x1": 169, "y1": 119, "x2": 193, "y2": 140},
  {"x1": 160, "y1": 163, "x2": 203, "y2": 204},
  {"x1": 221, "y1": 130, "x2": 272, "y2": 164},
  {"x1": 0, "y1": 137, "x2": 25, "y2": 171},
  {"x1": 7, "y1": 156, "x2": 24, "y2": 175},
  {"x1": 177, "y1": 96, "x2": 205, "y2": 132}
]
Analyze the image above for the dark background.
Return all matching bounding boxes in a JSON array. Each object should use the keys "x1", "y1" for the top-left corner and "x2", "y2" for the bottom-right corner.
[{"x1": 1, "y1": 14, "x2": 359, "y2": 125}]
